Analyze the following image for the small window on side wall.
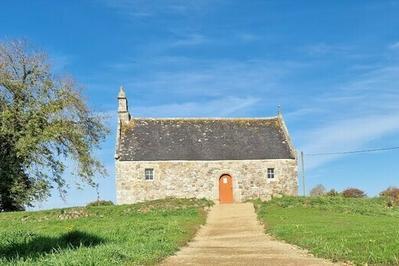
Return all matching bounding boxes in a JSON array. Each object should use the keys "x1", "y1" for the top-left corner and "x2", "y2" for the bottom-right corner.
[
  {"x1": 144, "y1": 168, "x2": 154, "y2": 180},
  {"x1": 267, "y1": 168, "x2": 275, "y2": 179}
]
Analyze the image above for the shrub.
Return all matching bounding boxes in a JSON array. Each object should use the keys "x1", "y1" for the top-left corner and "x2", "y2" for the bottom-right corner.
[
  {"x1": 379, "y1": 187, "x2": 399, "y2": 206},
  {"x1": 380, "y1": 187, "x2": 399, "y2": 198},
  {"x1": 309, "y1": 184, "x2": 326, "y2": 196},
  {"x1": 86, "y1": 200, "x2": 114, "y2": 207},
  {"x1": 342, "y1": 188, "x2": 366, "y2": 198},
  {"x1": 326, "y1": 189, "x2": 339, "y2": 197}
]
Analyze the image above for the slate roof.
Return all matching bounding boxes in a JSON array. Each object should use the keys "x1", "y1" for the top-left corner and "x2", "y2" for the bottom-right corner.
[{"x1": 117, "y1": 117, "x2": 295, "y2": 161}]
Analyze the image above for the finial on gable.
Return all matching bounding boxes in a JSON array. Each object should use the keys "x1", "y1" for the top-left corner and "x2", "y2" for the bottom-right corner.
[
  {"x1": 277, "y1": 105, "x2": 282, "y2": 116},
  {"x1": 118, "y1": 86, "x2": 126, "y2": 99}
]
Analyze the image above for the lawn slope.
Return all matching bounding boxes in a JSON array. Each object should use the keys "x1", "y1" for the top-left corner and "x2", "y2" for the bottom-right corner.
[
  {"x1": 0, "y1": 198, "x2": 212, "y2": 265},
  {"x1": 255, "y1": 196, "x2": 399, "y2": 265}
]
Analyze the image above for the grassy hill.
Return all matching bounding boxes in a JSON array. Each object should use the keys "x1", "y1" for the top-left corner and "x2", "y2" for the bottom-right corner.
[
  {"x1": 255, "y1": 196, "x2": 399, "y2": 265},
  {"x1": 3, "y1": 196, "x2": 398, "y2": 265},
  {"x1": 0, "y1": 198, "x2": 212, "y2": 265}
]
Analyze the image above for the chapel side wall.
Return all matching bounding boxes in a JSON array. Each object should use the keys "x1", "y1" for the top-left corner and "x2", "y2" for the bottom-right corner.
[{"x1": 115, "y1": 159, "x2": 297, "y2": 204}]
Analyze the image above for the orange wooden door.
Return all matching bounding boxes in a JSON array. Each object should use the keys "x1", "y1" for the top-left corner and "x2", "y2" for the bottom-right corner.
[{"x1": 219, "y1": 175, "x2": 233, "y2": 203}]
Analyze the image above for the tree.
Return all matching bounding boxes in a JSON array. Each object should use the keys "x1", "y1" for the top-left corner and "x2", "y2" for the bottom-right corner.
[
  {"x1": 342, "y1": 188, "x2": 366, "y2": 198},
  {"x1": 326, "y1": 189, "x2": 339, "y2": 197},
  {"x1": 309, "y1": 184, "x2": 326, "y2": 197},
  {"x1": 379, "y1": 186, "x2": 399, "y2": 206},
  {"x1": 0, "y1": 40, "x2": 108, "y2": 211}
]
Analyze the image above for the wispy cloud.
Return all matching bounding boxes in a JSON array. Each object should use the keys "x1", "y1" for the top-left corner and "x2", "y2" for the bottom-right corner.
[
  {"x1": 389, "y1": 41, "x2": 399, "y2": 50},
  {"x1": 285, "y1": 107, "x2": 326, "y2": 120},
  {"x1": 301, "y1": 112, "x2": 399, "y2": 169},
  {"x1": 122, "y1": 58, "x2": 306, "y2": 100},
  {"x1": 303, "y1": 43, "x2": 353, "y2": 56},
  {"x1": 297, "y1": 61, "x2": 399, "y2": 169},
  {"x1": 102, "y1": 0, "x2": 217, "y2": 19},
  {"x1": 96, "y1": 56, "x2": 304, "y2": 120},
  {"x1": 133, "y1": 96, "x2": 259, "y2": 117},
  {"x1": 171, "y1": 34, "x2": 208, "y2": 47},
  {"x1": 236, "y1": 33, "x2": 260, "y2": 43}
]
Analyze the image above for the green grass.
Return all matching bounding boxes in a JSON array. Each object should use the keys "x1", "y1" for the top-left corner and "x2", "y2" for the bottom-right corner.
[
  {"x1": 255, "y1": 196, "x2": 399, "y2": 265},
  {"x1": 0, "y1": 198, "x2": 213, "y2": 265}
]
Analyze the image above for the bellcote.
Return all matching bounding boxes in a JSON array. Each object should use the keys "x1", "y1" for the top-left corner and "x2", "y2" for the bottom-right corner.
[{"x1": 118, "y1": 86, "x2": 130, "y2": 123}]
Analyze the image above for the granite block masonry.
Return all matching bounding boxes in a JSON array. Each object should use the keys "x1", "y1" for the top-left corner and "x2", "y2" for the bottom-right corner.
[{"x1": 115, "y1": 87, "x2": 298, "y2": 204}]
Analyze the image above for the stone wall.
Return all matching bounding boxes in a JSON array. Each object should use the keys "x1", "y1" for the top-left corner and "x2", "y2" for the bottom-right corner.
[{"x1": 116, "y1": 159, "x2": 298, "y2": 204}]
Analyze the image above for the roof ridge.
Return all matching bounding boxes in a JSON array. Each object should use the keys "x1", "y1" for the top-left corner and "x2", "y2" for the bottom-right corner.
[{"x1": 131, "y1": 116, "x2": 279, "y2": 120}]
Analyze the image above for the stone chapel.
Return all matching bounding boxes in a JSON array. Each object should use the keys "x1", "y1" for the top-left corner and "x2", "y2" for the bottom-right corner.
[{"x1": 115, "y1": 87, "x2": 298, "y2": 204}]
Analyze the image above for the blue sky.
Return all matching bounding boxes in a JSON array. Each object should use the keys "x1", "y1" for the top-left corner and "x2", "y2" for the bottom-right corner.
[{"x1": 1, "y1": 1, "x2": 399, "y2": 209}]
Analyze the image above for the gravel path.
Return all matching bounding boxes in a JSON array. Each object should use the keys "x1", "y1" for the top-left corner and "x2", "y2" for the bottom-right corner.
[{"x1": 161, "y1": 202, "x2": 336, "y2": 265}]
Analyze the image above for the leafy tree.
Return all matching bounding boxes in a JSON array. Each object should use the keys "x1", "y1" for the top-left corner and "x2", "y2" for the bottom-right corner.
[
  {"x1": 326, "y1": 189, "x2": 339, "y2": 197},
  {"x1": 342, "y1": 188, "x2": 366, "y2": 198},
  {"x1": 0, "y1": 40, "x2": 108, "y2": 211},
  {"x1": 379, "y1": 186, "x2": 399, "y2": 207},
  {"x1": 379, "y1": 186, "x2": 399, "y2": 198},
  {"x1": 309, "y1": 184, "x2": 326, "y2": 197}
]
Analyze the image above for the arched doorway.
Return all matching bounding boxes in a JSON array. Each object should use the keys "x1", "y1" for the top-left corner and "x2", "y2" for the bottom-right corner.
[{"x1": 219, "y1": 174, "x2": 233, "y2": 203}]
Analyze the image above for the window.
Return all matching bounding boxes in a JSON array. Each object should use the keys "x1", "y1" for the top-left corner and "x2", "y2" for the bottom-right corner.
[
  {"x1": 267, "y1": 168, "x2": 275, "y2": 179},
  {"x1": 144, "y1": 168, "x2": 154, "y2": 180}
]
